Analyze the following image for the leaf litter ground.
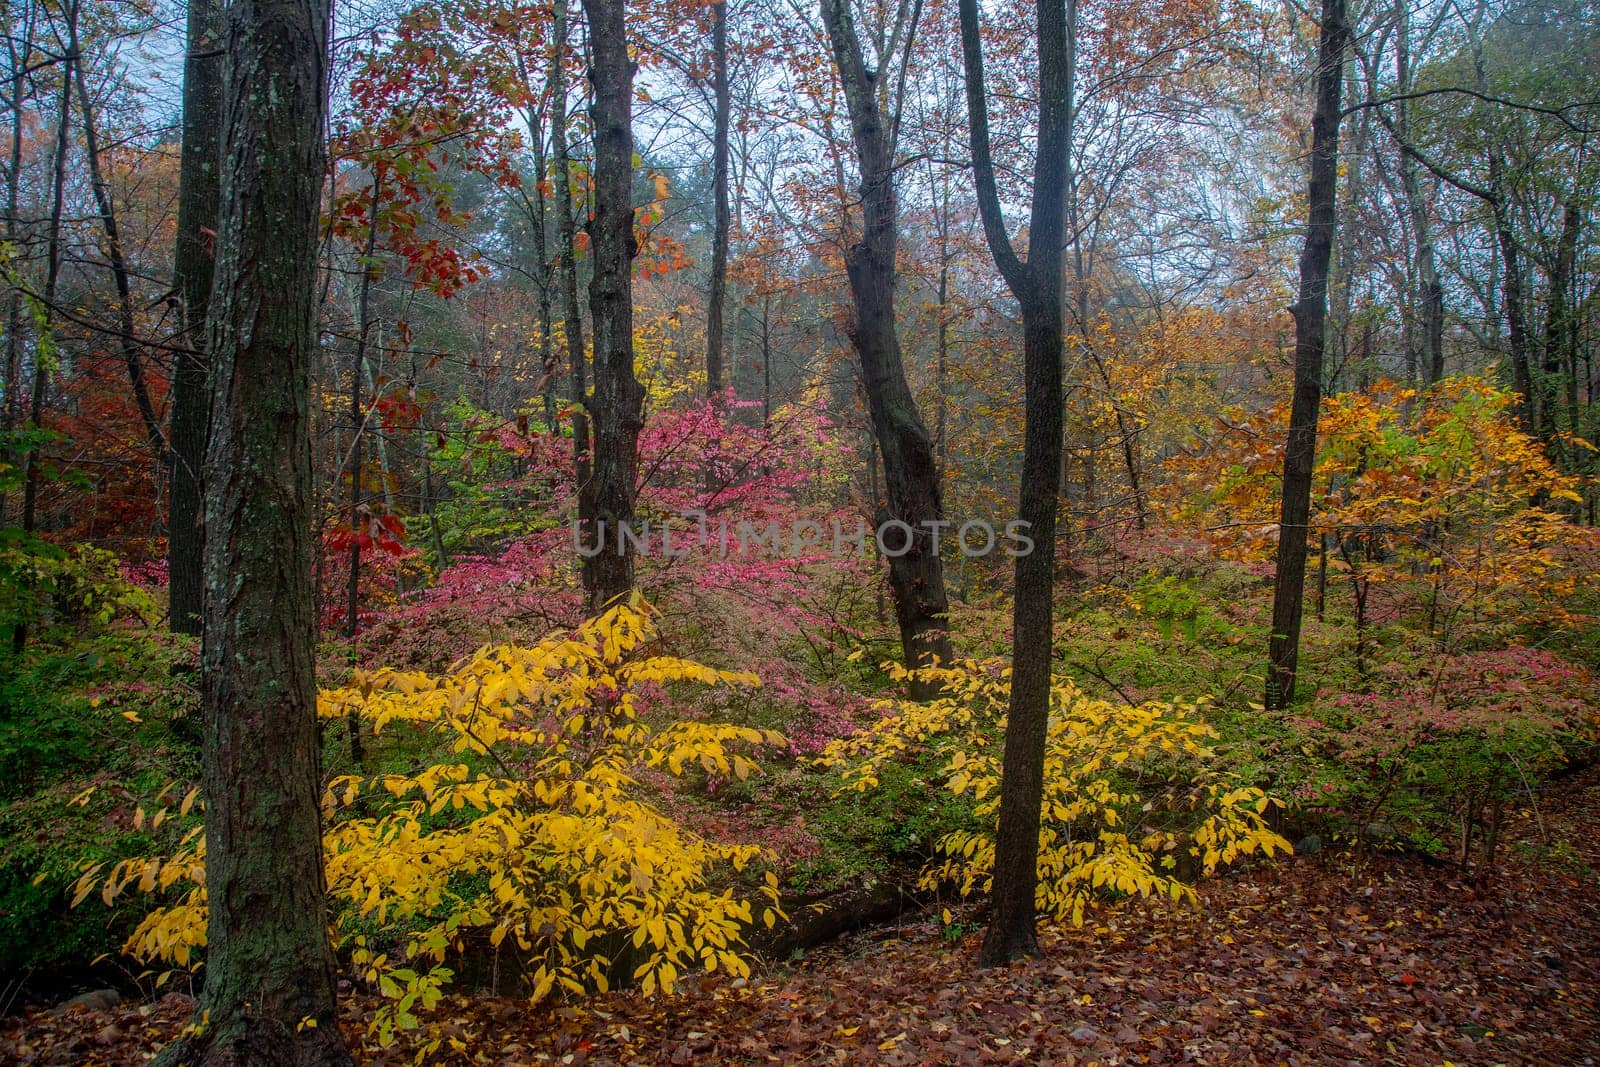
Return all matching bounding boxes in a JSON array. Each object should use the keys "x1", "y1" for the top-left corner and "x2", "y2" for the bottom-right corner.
[{"x1": 5, "y1": 764, "x2": 1598, "y2": 1065}]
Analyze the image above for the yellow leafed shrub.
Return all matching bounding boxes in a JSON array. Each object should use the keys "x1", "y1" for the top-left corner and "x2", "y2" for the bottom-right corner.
[
  {"x1": 819, "y1": 662, "x2": 1289, "y2": 927},
  {"x1": 73, "y1": 597, "x2": 784, "y2": 1043}
]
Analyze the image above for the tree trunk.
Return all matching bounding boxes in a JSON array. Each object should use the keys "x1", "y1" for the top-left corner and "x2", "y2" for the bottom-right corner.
[
  {"x1": 1540, "y1": 202, "x2": 1579, "y2": 444},
  {"x1": 341, "y1": 179, "x2": 380, "y2": 768},
  {"x1": 1326, "y1": 72, "x2": 1362, "y2": 392},
  {"x1": 933, "y1": 162, "x2": 951, "y2": 482},
  {"x1": 578, "y1": 0, "x2": 644, "y2": 609},
  {"x1": 74, "y1": 54, "x2": 166, "y2": 463},
  {"x1": 820, "y1": 0, "x2": 952, "y2": 696},
  {"x1": 1393, "y1": 7, "x2": 1443, "y2": 384},
  {"x1": 1084, "y1": 345, "x2": 1145, "y2": 530},
  {"x1": 344, "y1": 182, "x2": 380, "y2": 648},
  {"x1": 959, "y1": 0, "x2": 1071, "y2": 965},
  {"x1": 551, "y1": 0, "x2": 591, "y2": 494},
  {"x1": 513, "y1": 63, "x2": 560, "y2": 433},
  {"x1": 361, "y1": 356, "x2": 401, "y2": 596},
  {"x1": 168, "y1": 0, "x2": 223, "y2": 636},
  {"x1": 1560, "y1": 214, "x2": 1583, "y2": 445},
  {"x1": 1265, "y1": 0, "x2": 1349, "y2": 711},
  {"x1": 760, "y1": 291, "x2": 771, "y2": 425},
  {"x1": 13, "y1": 3, "x2": 75, "y2": 653},
  {"x1": 1488, "y1": 156, "x2": 1535, "y2": 433},
  {"x1": 705, "y1": 0, "x2": 731, "y2": 396},
  {"x1": 0, "y1": 9, "x2": 33, "y2": 526},
  {"x1": 155, "y1": 0, "x2": 353, "y2": 1058}
]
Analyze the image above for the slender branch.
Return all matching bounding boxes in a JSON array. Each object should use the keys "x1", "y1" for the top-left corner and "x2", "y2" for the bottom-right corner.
[
  {"x1": 955, "y1": 0, "x2": 1026, "y2": 294},
  {"x1": 1346, "y1": 86, "x2": 1600, "y2": 135}
]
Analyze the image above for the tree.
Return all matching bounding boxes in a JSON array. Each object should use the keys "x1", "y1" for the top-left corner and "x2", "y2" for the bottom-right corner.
[
  {"x1": 1355, "y1": 0, "x2": 1597, "y2": 442},
  {"x1": 958, "y1": 0, "x2": 1072, "y2": 964},
  {"x1": 552, "y1": 0, "x2": 592, "y2": 496},
  {"x1": 13, "y1": 0, "x2": 77, "y2": 654},
  {"x1": 161, "y1": 0, "x2": 354, "y2": 1057},
  {"x1": 705, "y1": 0, "x2": 731, "y2": 396},
  {"x1": 819, "y1": 0, "x2": 953, "y2": 695},
  {"x1": 73, "y1": 46, "x2": 165, "y2": 466},
  {"x1": 0, "y1": 6, "x2": 34, "y2": 506},
  {"x1": 341, "y1": 176, "x2": 382, "y2": 768},
  {"x1": 1264, "y1": 0, "x2": 1350, "y2": 710},
  {"x1": 168, "y1": 0, "x2": 223, "y2": 636},
  {"x1": 1389, "y1": 0, "x2": 1446, "y2": 384},
  {"x1": 579, "y1": 0, "x2": 645, "y2": 608}
]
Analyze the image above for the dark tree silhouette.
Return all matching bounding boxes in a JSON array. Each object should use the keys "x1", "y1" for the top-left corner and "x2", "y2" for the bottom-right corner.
[
  {"x1": 1265, "y1": 0, "x2": 1351, "y2": 710},
  {"x1": 579, "y1": 0, "x2": 645, "y2": 608},
  {"x1": 958, "y1": 0, "x2": 1072, "y2": 964},
  {"x1": 168, "y1": 0, "x2": 222, "y2": 636},
  {"x1": 820, "y1": 0, "x2": 953, "y2": 696}
]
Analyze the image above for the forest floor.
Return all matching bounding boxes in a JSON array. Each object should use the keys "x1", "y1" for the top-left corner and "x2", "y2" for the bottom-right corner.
[{"x1": 5, "y1": 764, "x2": 1599, "y2": 1066}]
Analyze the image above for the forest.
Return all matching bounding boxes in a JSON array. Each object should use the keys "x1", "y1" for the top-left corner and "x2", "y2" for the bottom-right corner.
[{"x1": 0, "y1": 0, "x2": 1597, "y2": 1061}]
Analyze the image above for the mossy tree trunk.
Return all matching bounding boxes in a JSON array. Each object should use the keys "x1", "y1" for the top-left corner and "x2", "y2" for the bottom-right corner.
[{"x1": 157, "y1": 0, "x2": 353, "y2": 1060}]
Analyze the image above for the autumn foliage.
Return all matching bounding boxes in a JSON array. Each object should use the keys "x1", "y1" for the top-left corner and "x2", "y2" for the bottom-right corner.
[{"x1": 74, "y1": 599, "x2": 789, "y2": 1046}]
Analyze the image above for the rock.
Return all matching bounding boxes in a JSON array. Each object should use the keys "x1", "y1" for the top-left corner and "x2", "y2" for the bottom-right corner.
[
  {"x1": 1362, "y1": 823, "x2": 1398, "y2": 845},
  {"x1": 1295, "y1": 833, "x2": 1324, "y2": 856},
  {"x1": 1069, "y1": 1025, "x2": 1103, "y2": 1045},
  {"x1": 53, "y1": 989, "x2": 121, "y2": 1014}
]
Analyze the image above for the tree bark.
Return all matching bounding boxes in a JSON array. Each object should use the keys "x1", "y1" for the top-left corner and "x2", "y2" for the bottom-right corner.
[
  {"x1": 578, "y1": 0, "x2": 644, "y2": 609},
  {"x1": 705, "y1": 0, "x2": 731, "y2": 396},
  {"x1": 551, "y1": 0, "x2": 591, "y2": 495},
  {"x1": 1265, "y1": 0, "x2": 1349, "y2": 711},
  {"x1": 168, "y1": 0, "x2": 223, "y2": 636},
  {"x1": 156, "y1": 0, "x2": 353, "y2": 1059},
  {"x1": 820, "y1": 0, "x2": 953, "y2": 696},
  {"x1": 959, "y1": 0, "x2": 1071, "y2": 965}
]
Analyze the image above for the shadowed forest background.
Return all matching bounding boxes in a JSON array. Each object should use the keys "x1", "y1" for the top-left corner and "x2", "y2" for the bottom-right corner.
[{"x1": 1, "y1": 0, "x2": 1598, "y2": 1061}]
